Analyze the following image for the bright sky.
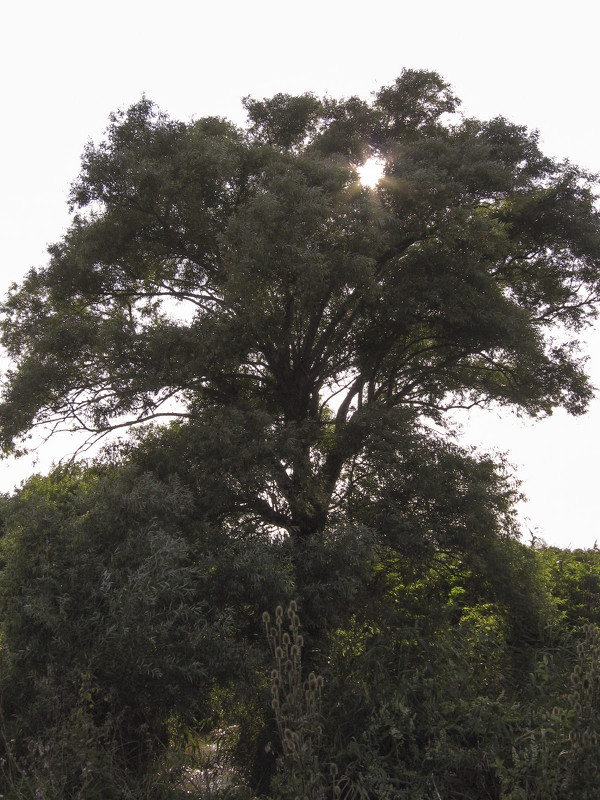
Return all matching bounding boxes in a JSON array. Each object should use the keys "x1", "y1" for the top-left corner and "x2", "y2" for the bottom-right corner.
[{"x1": 1, "y1": 0, "x2": 599, "y2": 549}]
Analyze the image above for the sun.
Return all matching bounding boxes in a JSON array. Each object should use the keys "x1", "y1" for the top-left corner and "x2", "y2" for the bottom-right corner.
[{"x1": 357, "y1": 157, "x2": 385, "y2": 188}]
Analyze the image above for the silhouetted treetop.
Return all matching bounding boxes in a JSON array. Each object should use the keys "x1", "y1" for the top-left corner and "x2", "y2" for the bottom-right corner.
[{"x1": 1, "y1": 69, "x2": 599, "y2": 545}]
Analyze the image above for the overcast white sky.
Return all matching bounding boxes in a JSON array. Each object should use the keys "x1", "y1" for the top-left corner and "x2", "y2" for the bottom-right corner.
[{"x1": 1, "y1": 0, "x2": 599, "y2": 548}]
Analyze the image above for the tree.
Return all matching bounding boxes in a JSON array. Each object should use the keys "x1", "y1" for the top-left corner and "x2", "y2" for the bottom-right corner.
[{"x1": 1, "y1": 69, "x2": 600, "y2": 568}]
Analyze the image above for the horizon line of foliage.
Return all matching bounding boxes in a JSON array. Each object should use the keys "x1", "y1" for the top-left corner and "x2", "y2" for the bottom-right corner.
[{"x1": 0, "y1": 458, "x2": 598, "y2": 799}]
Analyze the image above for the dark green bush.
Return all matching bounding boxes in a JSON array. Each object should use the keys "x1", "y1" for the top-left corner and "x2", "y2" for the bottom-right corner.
[{"x1": 0, "y1": 464, "x2": 286, "y2": 797}]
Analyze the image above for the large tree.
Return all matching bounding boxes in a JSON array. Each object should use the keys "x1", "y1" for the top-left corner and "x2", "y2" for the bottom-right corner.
[{"x1": 2, "y1": 70, "x2": 600, "y2": 561}]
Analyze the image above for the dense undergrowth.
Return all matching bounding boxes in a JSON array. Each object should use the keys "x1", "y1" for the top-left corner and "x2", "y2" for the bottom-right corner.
[{"x1": 0, "y1": 464, "x2": 598, "y2": 799}]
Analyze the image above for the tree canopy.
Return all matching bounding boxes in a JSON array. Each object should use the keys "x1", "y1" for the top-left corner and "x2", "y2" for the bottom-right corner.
[{"x1": 1, "y1": 69, "x2": 600, "y2": 553}]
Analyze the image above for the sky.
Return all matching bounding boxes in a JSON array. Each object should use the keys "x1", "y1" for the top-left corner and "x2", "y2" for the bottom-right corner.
[{"x1": 1, "y1": 0, "x2": 599, "y2": 549}]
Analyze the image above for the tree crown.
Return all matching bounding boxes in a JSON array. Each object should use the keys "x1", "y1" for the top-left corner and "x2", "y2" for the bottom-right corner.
[{"x1": 2, "y1": 69, "x2": 599, "y2": 542}]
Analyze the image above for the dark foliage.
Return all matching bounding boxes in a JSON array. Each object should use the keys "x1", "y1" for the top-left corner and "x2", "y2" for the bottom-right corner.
[{"x1": 1, "y1": 71, "x2": 600, "y2": 797}]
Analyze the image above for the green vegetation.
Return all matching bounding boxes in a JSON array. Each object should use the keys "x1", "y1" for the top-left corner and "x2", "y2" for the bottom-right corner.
[{"x1": 0, "y1": 71, "x2": 599, "y2": 797}]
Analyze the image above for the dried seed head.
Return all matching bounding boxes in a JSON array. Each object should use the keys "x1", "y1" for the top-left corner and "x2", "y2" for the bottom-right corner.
[
  {"x1": 271, "y1": 669, "x2": 279, "y2": 680},
  {"x1": 282, "y1": 632, "x2": 291, "y2": 645},
  {"x1": 285, "y1": 659, "x2": 293, "y2": 673},
  {"x1": 289, "y1": 600, "x2": 297, "y2": 612},
  {"x1": 262, "y1": 611, "x2": 270, "y2": 624},
  {"x1": 317, "y1": 675, "x2": 324, "y2": 689},
  {"x1": 276, "y1": 605, "x2": 284, "y2": 618},
  {"x1": 275, "y1": 646, "x2": 284, "y2": 660},
  {"x1": 296, "y1": 634, "x2": 304, "y2": 648},
  {"x1": 290, "y1": 644, "x2": 300, "y2": 658},
  {"x1": 329, "y1": 762, "x2": 338, "y2": 776}
]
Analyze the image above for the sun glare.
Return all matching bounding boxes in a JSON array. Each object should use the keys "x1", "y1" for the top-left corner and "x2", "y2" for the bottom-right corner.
[{"x1": 357, "y1": 157, "x2": 385, "y2": 188}]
